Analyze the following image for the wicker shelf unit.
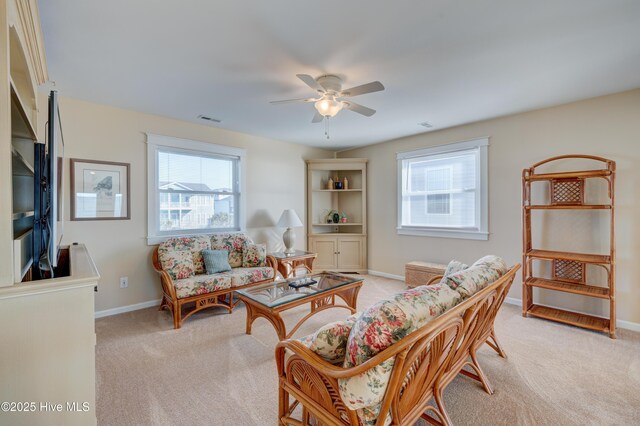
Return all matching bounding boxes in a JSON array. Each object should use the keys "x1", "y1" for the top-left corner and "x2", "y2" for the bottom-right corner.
[{"x1": 522, "y1": 155, "x2": 616, "y2": 338}]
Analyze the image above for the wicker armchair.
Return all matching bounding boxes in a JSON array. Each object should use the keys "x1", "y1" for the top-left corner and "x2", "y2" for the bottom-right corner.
[{"x1": 276, "y1": 264, "x2": 520, "y2": 426}]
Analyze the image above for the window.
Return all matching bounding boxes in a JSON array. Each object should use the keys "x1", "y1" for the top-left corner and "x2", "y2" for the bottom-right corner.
[
  {"x1": 397, "y1": 138, "x2": 489, "y2": 240},
  {"x1": 147, "y1": 133, "x2": 246, "y2": 244}
]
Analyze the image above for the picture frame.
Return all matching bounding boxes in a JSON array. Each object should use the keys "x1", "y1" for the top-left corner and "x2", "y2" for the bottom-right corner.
[{"x1": 70, "y1": 158, "x2": 130, "y2": 220}]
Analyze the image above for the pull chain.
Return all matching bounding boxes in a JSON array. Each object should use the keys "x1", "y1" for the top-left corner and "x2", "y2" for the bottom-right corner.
[{"x1": 324, "y1": 116, "x2": 330, "y2": 140}]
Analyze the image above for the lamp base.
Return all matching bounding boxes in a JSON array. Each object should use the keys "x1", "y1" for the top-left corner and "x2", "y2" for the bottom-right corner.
[{"x1": 283, "y1": 228, "x2": 296, "y2": 254}]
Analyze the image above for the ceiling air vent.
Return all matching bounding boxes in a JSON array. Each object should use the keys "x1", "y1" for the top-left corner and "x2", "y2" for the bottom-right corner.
[
  {"x1": 198, "y1": 115, "x2": 221, "y2": 123},
  {"x1": 419, "y1": 121, "x2": 433, "y2": 128}
]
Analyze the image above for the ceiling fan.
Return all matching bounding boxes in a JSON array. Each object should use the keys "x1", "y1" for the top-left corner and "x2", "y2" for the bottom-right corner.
[{"x1": 270, "y1": 74, "x2": 385, "y2": 123}]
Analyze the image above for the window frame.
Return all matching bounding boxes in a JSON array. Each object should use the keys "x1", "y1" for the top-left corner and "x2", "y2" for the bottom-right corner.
[
  {"x1": 146, "y1": 133, "x2": 246, "y2": 245},
  {"x1": 396, "y1": 137, "x2": 489, "y2": 240}
]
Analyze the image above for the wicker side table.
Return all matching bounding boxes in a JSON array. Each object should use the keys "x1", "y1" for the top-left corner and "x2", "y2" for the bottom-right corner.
[{"x1": 405, "y1": 261, "x2": 446, "y2": 288}]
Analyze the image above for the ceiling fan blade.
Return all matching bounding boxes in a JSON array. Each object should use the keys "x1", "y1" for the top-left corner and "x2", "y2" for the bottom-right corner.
[
  {"x1": 297, "y1": 74, "x2": 325, "y2": 93},
  {"x1": 270, "y1": 97, "x2": 316, "y2": 105},
  {"x1": 340, "y1": 81, "x2": 385, "y2": 97},
  {"x1": 312, "y1": 111, "x2": 324, "y2": 123},
  {"x1": 343, "y1": 101, "x2": 376, "y2": 117}
]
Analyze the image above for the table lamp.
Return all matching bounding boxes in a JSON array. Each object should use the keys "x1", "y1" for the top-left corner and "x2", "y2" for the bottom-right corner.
[{"x1": 277, "y1": 209, "x2": 303, "y2": 254}]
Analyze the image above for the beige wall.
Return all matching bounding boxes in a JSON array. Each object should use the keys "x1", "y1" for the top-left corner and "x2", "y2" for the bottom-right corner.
[
  {"x1": 38, "y1": 95, "x2": 331, "y2": 312},
  {"x1": 339, "y1": 89, "x2": 640, "y2": 326}
]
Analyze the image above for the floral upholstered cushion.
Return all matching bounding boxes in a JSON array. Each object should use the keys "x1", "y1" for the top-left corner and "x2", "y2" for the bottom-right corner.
[
  {"x1": 298, "y1": 314, "x2": 359, "y2": 363},
  {"x1": 344, "y1": 283, "x2": 461, "y2": 367},
  {"x1": 211, "y1": 233, "x2": 252, "y2": 268},
  {"x1": 471, "y1": 255, "x2": 507, "y2": 275},
  {"x1": 173, "y1": 274, "x2": 232, "y2": 299},
  {"x1": 441, "y1": 260, "x2": 468, "y2": 279},
  {"x1": 224, "y1": 267, "x2": 274, "y2": 287},
  {"x1": 338, "y1": 283, "x2": 462, "y2": 417},
  {"x1": 242, "y1": 243, "x2": 267, "y2": 267},
  {"x1": 159, "y1": 250, "x2": 195, "y2": 280},
  {"x1": 443, "y1": 255, "x2": 507, "y2": 299},
  {"x1": 158, "y1": 235, "x2": 211, "y2": 275}
]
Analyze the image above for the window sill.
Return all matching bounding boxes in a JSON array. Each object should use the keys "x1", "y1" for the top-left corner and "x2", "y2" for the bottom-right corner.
[{"x1": 397, "y1": 227, "x2": 489, "y2": 240}]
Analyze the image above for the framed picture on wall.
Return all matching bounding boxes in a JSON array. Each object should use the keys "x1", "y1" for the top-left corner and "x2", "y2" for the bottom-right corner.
[{"x1": 70, "y1": 158, "x2": 130, "y2": 220}]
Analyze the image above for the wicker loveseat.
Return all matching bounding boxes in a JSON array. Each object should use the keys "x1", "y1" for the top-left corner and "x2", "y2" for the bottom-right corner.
[
  {"x1": 276, "y1": 256, "x2": 520, "y2": 426},
  {"x1": 152, "y1": 233, "x2": 276, "y2": 329}
]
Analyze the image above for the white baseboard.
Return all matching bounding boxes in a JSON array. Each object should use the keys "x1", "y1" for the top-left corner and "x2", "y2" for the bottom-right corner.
[
  {"x1": 368, "y1": 270, "x2": 405, "y2": 281},
  {"x1": 95, "y1": 299, "x2": 161, "y2": 319},
  {"x1": 503, "y1": 297, "x2": 640, "y2": 333},
  {"x1": 504, "y1": 297, "x2": 521, "y2": 307}
]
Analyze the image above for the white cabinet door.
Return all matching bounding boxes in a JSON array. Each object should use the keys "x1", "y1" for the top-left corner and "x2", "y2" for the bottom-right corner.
[
  {"x1": 337, "y1": 237, "x2": 363, "y2": 270},
  {"x1": 310, "y1": 237, "x2": 338, "y2": 270}
]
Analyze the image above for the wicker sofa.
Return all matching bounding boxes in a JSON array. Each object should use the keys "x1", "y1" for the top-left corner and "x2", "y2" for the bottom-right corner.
[
  {"x1": 276, "y1": 256, "x2": 520, "y2": 426},
  {"x1": 152, "y1": 233, "x2": 276, "y2": 329}
]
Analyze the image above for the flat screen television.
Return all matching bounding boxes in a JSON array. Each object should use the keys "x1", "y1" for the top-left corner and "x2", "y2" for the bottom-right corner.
[
  {"x1": 33, "y1": 91, "x2": 65, "y2": 278},
  {"x1": 44, "y1": 90, "x2": 64, "y2": 270}
]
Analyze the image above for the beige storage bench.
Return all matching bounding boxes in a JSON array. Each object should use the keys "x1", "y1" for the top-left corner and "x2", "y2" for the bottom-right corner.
[{"x1": 405, "y1": 261, "x2": 446, "y2": 287}]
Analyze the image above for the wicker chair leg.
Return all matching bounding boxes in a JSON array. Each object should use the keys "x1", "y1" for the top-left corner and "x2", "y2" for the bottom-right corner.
[
  {"x1": 486, "y1": 328, "x2": 507, "y2": 358},
  {"x1": 469, "y1": 351, "x2": 494, "y2": 395},
  {"x1": 173, "y1": 302, "x2": 182, "y2": 329},
  {"x1": 278, "y1": 386, "x2": 288, "y2": 425},
  {"x1": 421, "y1": 405, "x2": 448, "y2": 426},
  {"x1": 432, "y1": 385, "x2": 452, "y2": 426}
]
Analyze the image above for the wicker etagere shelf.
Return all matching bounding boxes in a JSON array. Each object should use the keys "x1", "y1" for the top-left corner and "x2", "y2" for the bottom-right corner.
[{"x1": 522, "y1": 155, "x2": 616, "y2": 338}]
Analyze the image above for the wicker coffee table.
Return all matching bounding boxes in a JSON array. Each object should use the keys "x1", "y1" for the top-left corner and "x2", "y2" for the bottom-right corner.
[{"x1": 236, "y1": 272, "x2": 363, "y2": 340}]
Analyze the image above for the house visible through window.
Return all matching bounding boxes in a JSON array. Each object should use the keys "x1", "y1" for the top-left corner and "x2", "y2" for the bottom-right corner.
[
  {"x1": 397, "y1": 138, "x2": 489, "y2": 240},
  {"x1": 147, "y1": 134, "x2": 246, "y2": 244}
]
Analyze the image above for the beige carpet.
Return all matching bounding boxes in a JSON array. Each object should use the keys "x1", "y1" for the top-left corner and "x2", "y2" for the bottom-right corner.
[{"x1": 95, "y1": 275, "x2": 640, "y2": 425}]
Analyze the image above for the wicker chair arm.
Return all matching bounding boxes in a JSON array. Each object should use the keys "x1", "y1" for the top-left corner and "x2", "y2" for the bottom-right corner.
[
  {"x1": 152, "y1": 247, "x2": 178, "y2": 300},
  {"x1": 266, "y1": 255, "x2": 277, "y2": 278},
  {"x1": 427, "y1": 275, "x2": 443, "y2": 285}
]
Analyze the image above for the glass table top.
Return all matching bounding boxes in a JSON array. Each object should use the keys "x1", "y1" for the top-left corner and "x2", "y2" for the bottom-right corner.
[
  {"x1": 269, "y1": 250, "x2": 315, "y2": 259},
  {"x1": 236, "y1": 272, "x2": 362, "y2": 308}
]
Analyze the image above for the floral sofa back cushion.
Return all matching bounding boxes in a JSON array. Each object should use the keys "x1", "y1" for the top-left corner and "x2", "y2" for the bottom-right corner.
[
  {"x1": 442, "y1": 255, "x2": 507, "y2": 299},
  {"x1": 337, "y1": 282, "x2": 462, "y2": 418},
  {"x1": 211, "y1": 233, "x2": 252, "y2": 268},
  {"x1": 158, "y1": 235, "x2": 211, "y2": 276}
]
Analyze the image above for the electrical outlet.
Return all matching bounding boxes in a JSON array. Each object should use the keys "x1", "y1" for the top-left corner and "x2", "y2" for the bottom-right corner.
[{"x1": 119, "y1": 277, "x2": 128, "y2": 288}]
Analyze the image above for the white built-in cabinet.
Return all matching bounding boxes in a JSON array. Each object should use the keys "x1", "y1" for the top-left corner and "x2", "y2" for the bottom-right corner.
[
  {"x1": 307, "y1": 159, "x2": 367, "y2": 273},
  {"x1": 1, "y1": 0, "x2": 48, "y2": 286},
  {"x1": 0, "y1": 2, "x2": 100, "y2": 424}
]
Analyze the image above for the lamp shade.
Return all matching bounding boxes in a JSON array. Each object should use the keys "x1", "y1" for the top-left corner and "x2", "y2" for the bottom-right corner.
[{"x1": 277, "y1": 209, "x2": 303, "y2": 228}]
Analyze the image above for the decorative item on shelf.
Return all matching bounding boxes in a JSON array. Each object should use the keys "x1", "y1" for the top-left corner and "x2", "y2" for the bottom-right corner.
[
  {"x1": 326, "y1": 210, "x2": 341, "y2": 224},
  {"x1": 334, "y1": 178, "x2": 343, "y2": 190},
  {"x1": 343, "y1": 176, "x2": 349, "y2": 190},
  {"x1": 327, "y1": 177, "x2": 333, "y2": 190},
  {"x1": 277, "y1": 209, "x2": 304, "y2": 254}
]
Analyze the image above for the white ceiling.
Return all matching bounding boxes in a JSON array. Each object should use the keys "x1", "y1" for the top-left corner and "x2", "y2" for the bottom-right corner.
[{"x1": 38, "y1": 0, "x2": 640, "y2": 150}]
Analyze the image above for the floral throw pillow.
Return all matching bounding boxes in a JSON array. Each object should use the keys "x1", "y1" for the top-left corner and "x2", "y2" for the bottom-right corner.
[
  {"x1": 444, "y1": 259, "x2": 469, "y2": 276},
  {"x1": 298, "y1": 314, "x2": 359, "y2": 363},
  {"x1": 242, "y1": 243, "x2": 267, "y2": 267},
  {"x1": 160, "y1": 250, "x2": 195, "y2": 280},
  {"x1": 443, "y1": 255, "x2": 507, "y2": 299}
]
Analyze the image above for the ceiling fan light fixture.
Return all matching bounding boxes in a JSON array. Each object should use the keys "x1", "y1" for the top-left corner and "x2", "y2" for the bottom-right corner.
[{"x1": 314, "y1": 95, "x2": 343, "y2": 118}]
